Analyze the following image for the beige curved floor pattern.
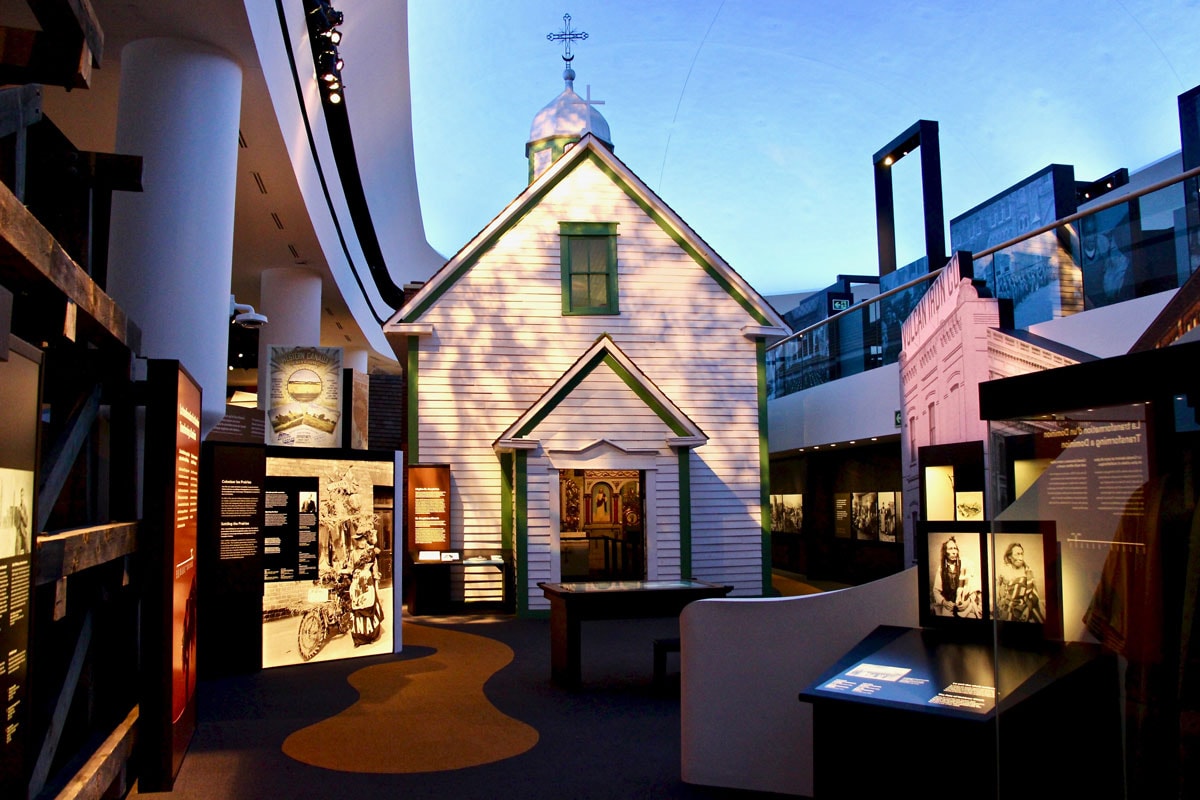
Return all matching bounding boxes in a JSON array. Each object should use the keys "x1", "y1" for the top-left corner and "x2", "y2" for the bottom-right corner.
[{"x1": 282, "y1": 621, "x2": 540, "y2": 773}]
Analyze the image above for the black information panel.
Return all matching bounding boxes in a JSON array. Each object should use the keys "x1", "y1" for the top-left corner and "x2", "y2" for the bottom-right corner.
[
  {"x1": 0, "y1": 336, "x2": 41, "y2": 798},
  {"x1": 199, "y1": 443, "x2": 266, "y2": 679},
  {"x1": 263, "y1": 477, "x2": 320, "y2": 583}
]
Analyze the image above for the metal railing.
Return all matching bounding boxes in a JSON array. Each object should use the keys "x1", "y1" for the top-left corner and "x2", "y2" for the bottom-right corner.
[{"x1": 767, "y1": 165, "x2": 1200, "y2": 400}]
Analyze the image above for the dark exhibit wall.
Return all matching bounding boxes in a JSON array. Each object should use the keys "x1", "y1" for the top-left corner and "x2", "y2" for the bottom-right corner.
[{"x1": 770, "y1": 440, "x2": 904, "y2": 583}]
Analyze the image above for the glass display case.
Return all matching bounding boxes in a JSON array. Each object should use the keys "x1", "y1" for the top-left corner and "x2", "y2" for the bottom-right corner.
[{"x1": 980, "y1": 340, "x2": 1200, "y2": 798}]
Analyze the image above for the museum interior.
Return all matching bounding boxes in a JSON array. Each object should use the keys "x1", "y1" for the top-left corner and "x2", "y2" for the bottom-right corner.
[{"x1": 1, "y1": 1, "x2": 1199, "y2": 798}]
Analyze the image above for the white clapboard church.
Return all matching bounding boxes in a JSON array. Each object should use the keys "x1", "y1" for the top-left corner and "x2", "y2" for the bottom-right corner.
[{"x1": 384, "y1": 59, "x2": 788, "y2": 614}]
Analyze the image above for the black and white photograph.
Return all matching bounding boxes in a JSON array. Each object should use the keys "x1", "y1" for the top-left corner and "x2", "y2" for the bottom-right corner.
[
  {"x1": 1080, "y1": 204, "x2": 1135, "y2": 309},
  {"x1": 926, "y1": 531, "x2": 984, "y2": 620},
  {"x1": 262, "y1": 458, "x2": 394, "y2": 668},
  {"x1": 0, "y1": 468, "x2": 33, "y2": 559},
  {"x1": 991, "y1": 532, "x2": 1046, "y2": 624},
  {"x1": 878, "y1": 491, "x2": 899, "y2": 542},
  {"x1": 955, "y1": 491, "x2": 984, "y2": 522},
  {"x1": 770, "y1": 493, "x2": 803, "y2": 533},
  {"x1": 852, "y1": 492, "x2": 878, "y2": 540}
]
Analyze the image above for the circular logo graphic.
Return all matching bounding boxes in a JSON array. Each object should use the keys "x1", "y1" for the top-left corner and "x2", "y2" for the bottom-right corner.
[{"x1": 287, "y1": 368, "x2": 324, "y2": 403}]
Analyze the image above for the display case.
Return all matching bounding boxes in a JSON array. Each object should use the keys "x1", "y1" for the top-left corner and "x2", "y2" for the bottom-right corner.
[{"x1": 978, "y1": 340, "x2": 1200, "y2": 798}]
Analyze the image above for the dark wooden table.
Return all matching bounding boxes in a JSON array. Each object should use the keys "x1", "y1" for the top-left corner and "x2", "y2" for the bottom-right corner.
[{"x1": 537, "y1": 579, "x2": 732, "y2": 687}]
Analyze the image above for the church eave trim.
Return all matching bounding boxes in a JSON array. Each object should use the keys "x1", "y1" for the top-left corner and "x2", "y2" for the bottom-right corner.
[{"x1": 386, "y1": 136, "x2": 788, "y2": 335}]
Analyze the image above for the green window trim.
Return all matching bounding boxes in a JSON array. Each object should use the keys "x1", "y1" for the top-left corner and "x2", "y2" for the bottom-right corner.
[{"x1": 560, "y1": 221, "x2": 619, "y2": 316}]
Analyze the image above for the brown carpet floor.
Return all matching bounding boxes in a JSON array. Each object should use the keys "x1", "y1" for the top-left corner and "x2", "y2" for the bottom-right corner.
[
  {"x1": 282, "y1": 621, "x2": 539, "y2": 772},
  {"x1": 130, "y1": 581, "x2": 823, "y2": 799}
]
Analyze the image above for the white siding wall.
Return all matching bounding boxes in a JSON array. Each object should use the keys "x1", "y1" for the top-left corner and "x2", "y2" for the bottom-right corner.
[{"x1": 416, "y1": 159, "x2": 766, "y2": 602}]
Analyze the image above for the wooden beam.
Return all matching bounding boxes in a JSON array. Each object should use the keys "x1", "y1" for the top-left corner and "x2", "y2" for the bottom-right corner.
[
  {"x1": 29, "y1": 609, "x2": 93, "y2": 799},
  {"x1": 35, "y1": 521, "x2": 138, "y2": 586},
  {"x1": 51, "y1": 706, "x2": 137, "y2": 800},
  {"x1": 38, "y1": 382, "x2": 101, "y2": 532},
  {"x1": 0, "y1": 27, "x2": 93, "y2": 89},
  {"x1": 0, "y1": 178, "x2": 139, "y2": 352},
  {"x1": 28, "y1": 0, "x2": 104, "y2": 66},
  {"x1": 0, "y1": 83, "x2": 42, "y2": 138},
  {"x1": 0, "y1": 0, "x2": 104, "y2": 89}
]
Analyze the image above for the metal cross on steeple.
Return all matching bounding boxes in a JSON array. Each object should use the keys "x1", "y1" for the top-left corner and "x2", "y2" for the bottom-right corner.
[{"x1": 547, "y1": 13, "x2": 588, "y2": 64}]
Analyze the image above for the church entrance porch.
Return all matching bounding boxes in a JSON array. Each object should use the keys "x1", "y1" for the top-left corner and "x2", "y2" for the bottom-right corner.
[{"x1": 558, "y1": 469, "x2": 644, "y2": 581}]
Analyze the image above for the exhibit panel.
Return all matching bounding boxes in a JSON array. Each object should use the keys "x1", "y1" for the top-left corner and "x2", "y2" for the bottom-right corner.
[
  {"x1": 0, "y1": 336, "x2": 41, "y2": 798},
  {"x1": 262, "y1": 453, "x2": 396, "y2": 668},
  {"x1": 139, "y1": 360, "x2": 203, "y2": 791}
]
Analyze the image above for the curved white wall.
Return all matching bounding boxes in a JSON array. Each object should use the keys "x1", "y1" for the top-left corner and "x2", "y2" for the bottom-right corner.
[
  {"x1": 768, "y1": 362, "x2": 901, "y2": 453},
  {"x1": 681, "y1": 567, "x2": 919, "y2": 796}
]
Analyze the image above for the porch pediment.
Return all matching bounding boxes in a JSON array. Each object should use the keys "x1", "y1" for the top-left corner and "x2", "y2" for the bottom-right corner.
[{"x1": 492, "y1": 335, "x2": 707, "y2": 454}]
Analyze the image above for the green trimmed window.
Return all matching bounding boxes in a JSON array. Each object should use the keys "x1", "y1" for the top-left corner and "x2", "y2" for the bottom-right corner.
[{"x1": 560, "y1": 222, "x2": 619, "y2": 315}]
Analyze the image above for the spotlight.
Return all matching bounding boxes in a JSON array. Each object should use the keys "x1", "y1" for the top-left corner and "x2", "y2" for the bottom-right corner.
[
  {"x1": 308, "y1": 1, "x2": 343, "y2": 32},
  {"x1": 328, "y1": 91, "x2": 342, "y2": 104},
  {"x1": 325, "y1": 29, "x2": 342, "y2": 45},
  {"x1": 317, "y1": 50, "x2": 341, "y2": 77}
]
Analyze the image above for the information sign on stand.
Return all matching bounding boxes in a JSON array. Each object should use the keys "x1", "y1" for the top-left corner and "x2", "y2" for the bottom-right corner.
[
  {"x1": 140, "y1": 360, "x2": 202, "y2": 792},
  {"x1": 0, "y1": 335, "x2": 41, "y2": 798},
  {"x1": 407, "y1": 464, "x2": 451, "y2": 554}
]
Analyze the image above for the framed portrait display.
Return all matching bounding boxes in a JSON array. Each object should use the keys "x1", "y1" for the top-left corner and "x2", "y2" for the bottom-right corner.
[
  {"x1": 918, "y1": 520, "x2": 1062, "y2": 641},
  {"x1": 989, "y1": 520, "x2": 1062, "y2": 642},
  {"x1": 918, "y1": 522, "x2": 991, "y2": 632}
]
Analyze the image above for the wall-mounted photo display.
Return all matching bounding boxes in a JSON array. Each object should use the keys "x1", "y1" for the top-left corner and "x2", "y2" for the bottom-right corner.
[
  {"x1": 919, "y1": 441, "x2": 986, "y2": 525},
  {"x1": 852, "y1": 492, "x2": 878, "y2": 540},
  {"x1": 918, "y1": 523, "x2": 990, "y2": 630},
  {"x1": 878, "y1": 492, "x2": 900, "y2": 543},
  {"x1": 770, "y1": 494, "x2": 803, "y2": 533}
]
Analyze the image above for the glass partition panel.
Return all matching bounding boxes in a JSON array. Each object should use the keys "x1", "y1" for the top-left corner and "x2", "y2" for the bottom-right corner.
[
  {"x1": 987, "y1": 401, "x2": 1188, "y2": 797},
  {"x1": 766, "y1": 275, "x2": 932, "y2": 400}
]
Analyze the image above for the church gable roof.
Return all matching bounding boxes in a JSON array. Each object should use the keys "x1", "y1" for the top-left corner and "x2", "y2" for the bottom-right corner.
[{"x1": 384, "y1": 134, "x2": 788, "y2": 334}]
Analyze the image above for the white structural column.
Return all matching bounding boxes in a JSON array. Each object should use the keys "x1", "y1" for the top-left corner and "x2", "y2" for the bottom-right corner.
[
  {"x1": 256, "y1": 267, "x2": 324, "y2": 405},
  {"x1": 107, "y1": 38, "x2": 243, "y2": 436},
  {"x1": 342, "y1": 348, "x2": 369, "y2": 373}
]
